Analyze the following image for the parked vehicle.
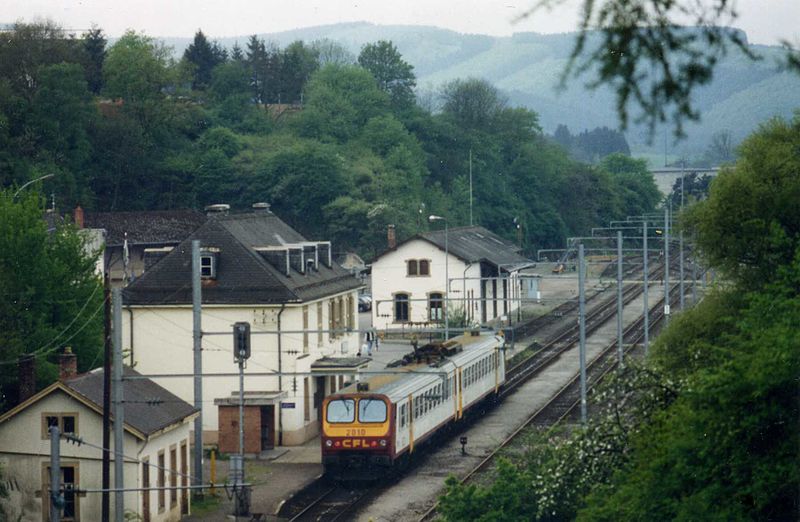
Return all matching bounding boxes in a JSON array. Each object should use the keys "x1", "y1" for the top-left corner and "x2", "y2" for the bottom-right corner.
[{"x1": 358, "y1": 294, "x2": 372, "y2": 312}]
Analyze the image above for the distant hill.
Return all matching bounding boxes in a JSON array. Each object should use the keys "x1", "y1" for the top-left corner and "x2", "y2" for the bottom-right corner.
[{"x1": 157, "y1": 22, "x2": 800, "y2": 157}]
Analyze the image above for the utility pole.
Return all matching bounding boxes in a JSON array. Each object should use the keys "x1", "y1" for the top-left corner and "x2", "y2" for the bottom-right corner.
[
  {"x1": 50, "y1": 425, "x2": 61, "y2": 522},
  {"x1": 469, "y1": 149, "x2": 473, "y2": 226},
  {"x1": 102, "y1": 272, "x2": 111, "y2": 522},
  {"x1": 233, "y1": 322, "x2": 251, "y2": 517},
  {"x1": 112, "y1": 288, "x2": 125, "y2": 521},
  {"x1": 578, "y1": 244, "x2": 587, "y2": 424},
  {"x1": 192, "y1": 240, "x2": 204, "y2": 498},
  {"x1": 643, "y1": 221, "x2": 650, "y2": 355},
  {"x1": 679, "y1": 168, "x2": 685, "y2": 311},
  {"x1": 692, "y1": 235, "x2": 698, "y2": 304},
  {"x1": 616, "y1": 231, "x2": 624, "y2": 368},
  {"x1": 664, "y1": 206, "x2": 670, "y2": 324}
]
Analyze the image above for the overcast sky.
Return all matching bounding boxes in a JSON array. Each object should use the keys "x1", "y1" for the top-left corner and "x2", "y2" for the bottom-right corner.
[{"x1": 5, "y1": 0, "x2": 798, "y2": 46}]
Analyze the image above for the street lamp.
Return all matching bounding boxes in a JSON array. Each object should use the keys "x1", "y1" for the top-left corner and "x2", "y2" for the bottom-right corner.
[
  {"x1": 429, "y1": 215, "x2": 449, "y2": 340},
  {"x1": 13, "y1": 173, "x2": 55, "y2": 199}
]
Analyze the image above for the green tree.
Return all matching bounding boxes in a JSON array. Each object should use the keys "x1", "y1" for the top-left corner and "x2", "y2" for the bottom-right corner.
[
  {"x1": 279, "y1": 40, "x2": 319, "y2": 104},
  {"x1": 358, "y1": 40, "x2": 416, "y2": 112},
  {"x1": 298, "y1": 64, "x2": 389, "y2": 142},
  {"x1": 687, "y1": 115, "x2": 800, "y2": 287},
  {"x1": 599, "y1": 153, "x2": 661, "y2": 218},
  {"x1": 183, "y1": 29, "x2": 227, "y2": 90},
  {"x1": 82, "y1": 26, "x2": 107, "y2": 94},
  {"x1": 0, "y1": 191, "x2": 103, "y2": 411},
  {"x1": 249, "y1": 141, "x2": 353, "y2": 236},
  {"x1": 103, "y1": 30, "x2": 171, "y2": 106},
  {"x1": 440, "y1": 78, "x2": 507, "y2": 130},
  {"x1": 29, "y1": 63, "x2": 96, "y2": 207},
  {"x1": 312, "y1": 38, "x2": 355, "y2": 66},
  {"x1": 0, "y1": 21, "x2": 82, "y2": 101}
]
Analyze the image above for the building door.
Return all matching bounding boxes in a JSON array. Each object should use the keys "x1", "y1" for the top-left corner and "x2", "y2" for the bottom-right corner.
[
  {"x1": 260, "y1": 406, "x2": 275, "y2": 450},
  {"x1": 480, "y1": 280, "x2": 487, "y2": 323},
  {"x1": 492, "y1": 279, "x2": 498, "y2": 318},
  {"x1": 314, "y1": 376, "x2": 326, "y2": 422}
]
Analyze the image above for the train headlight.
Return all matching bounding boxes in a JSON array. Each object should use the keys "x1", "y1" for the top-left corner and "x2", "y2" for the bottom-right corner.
[
  {"x1": 379, "y1": 439, "x2": 387, "y2": 447},
  {"x1": 325, "y1": 439, "x2": 333, "y2": 447}
]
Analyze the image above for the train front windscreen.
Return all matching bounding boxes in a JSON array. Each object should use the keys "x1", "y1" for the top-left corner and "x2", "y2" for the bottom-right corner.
[{"x1": 322, "y1": 396, "x2": 391, "y2": 454}]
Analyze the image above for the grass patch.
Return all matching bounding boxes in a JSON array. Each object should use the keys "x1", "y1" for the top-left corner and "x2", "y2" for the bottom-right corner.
[{"x1": 191, "y1": 494, "x2": 222, "y2": 517}]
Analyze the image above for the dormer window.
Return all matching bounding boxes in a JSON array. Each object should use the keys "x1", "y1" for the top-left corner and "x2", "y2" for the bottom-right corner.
[{"x1": 200, "y1": 254, "x2": 217, "y2": 279}]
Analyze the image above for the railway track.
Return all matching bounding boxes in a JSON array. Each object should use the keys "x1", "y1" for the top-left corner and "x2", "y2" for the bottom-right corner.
[
  {"x1": 282, "y1": 482, "x2": 369, "y2": 522},
  {"x1": 280, "y1": 260, "x2": 678, "y2": 521},
  {"x1": 416, "y1": 283, "x2": 687, "y2": 522}
]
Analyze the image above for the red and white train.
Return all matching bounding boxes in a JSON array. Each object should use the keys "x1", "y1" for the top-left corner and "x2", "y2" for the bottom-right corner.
[{"x1": 321, "y1": 333, "x2": 506, "y2": 479}]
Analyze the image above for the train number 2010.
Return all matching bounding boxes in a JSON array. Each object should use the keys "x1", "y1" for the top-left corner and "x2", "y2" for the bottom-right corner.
[{"x1": 345, "y1": 428, "x2": 366, "y2": 436}]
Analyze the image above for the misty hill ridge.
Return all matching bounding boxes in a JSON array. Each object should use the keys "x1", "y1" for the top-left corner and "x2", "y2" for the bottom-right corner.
[{"x1": 159, "y1": 22, "x2": 800, "y2": 153}]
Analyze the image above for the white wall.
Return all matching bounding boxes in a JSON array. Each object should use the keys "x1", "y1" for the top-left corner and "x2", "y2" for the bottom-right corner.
[
  {"x1": 0, "y1": 390, "x2": 146, "y2": 521},
  {"x1": 124, "y1": 290, "x2": 359, "y2": 444},
  {"x1": 371, "y1": 240, "x2": 521, "y2": 329}
]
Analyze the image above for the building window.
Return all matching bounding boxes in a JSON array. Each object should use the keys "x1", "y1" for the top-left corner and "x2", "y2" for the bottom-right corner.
[
  {"x1": 302, "y1": 305, "x2": 309, "y2": 353},
  {"x1": 407, "y1": 259, "x2": 418, "y2": 276},
  {"x1": 157, "y1": 451, "x2": 165, "y2": 512},
  {"x1": 142, "y1": 459, "x2": 151, "y2": 522},
  {"x1": 180, "y1": 441, "x2": 188, "y2": 515},
  {"x1": 347, "y1": 294, "x2": 355, "y2": 330},
  {"x1": 394, "y1": 293, "x2": 410, "y2": 322},
  {"x1": 316, "y1": 302, "x2": 323, "y2": 346},
  {"x1": 42, "y1": 413, "x2": 78, "y2": 439},
  {"x1": 429, "y1": 293, "x2": 444, "y2": 321},
  {"x1": 200, "y1": 254, "x2": 216, "y2": 279},
  {"x1": 304, "y1": 377, "x2": 310, "y2": 422},
  {"x1": 419, "y1": 259, "x2": 430, "y2": 276},
  {"x1": 43, "y1": 463, "x2": 79, "y2": 521},
  {"x1": 169, "y1": 446, "x2": 177, "y2": 508}
]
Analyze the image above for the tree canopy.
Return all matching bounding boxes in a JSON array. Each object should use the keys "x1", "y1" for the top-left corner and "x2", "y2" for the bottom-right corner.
[
  {"x1": 437, "y1": 113, "x2": 800, "y2": 521},
  {"x1": 0, "y1": 190, "x2": 103, "y2": 411}
]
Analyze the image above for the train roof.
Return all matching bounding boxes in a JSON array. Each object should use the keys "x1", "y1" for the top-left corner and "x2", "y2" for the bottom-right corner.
[{"x1": 333, "y1": 333, "x2": 503, "y2": 402}]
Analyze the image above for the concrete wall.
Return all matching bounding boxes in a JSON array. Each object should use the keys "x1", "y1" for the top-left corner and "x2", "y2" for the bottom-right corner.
[{"x1": 124, "y1": 290, "x2": 359, "y2": 446}]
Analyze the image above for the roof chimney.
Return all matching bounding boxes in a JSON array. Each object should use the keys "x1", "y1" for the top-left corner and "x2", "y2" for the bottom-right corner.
[
  {"x1": 18, "y1": 354, "x2": 36, "y2": 402},
  {"x1": 387, "y1": 224, "x2": 396, "y2": 250},
  {"x1": 59, "y1": 346, "x2": 77, "y2": 381},
  {"x1": 204, "y1": 203, "x2": 230, "y2": 216},
  {"x1": 73, "y1": 205, "x2": 84, "y2": 229},
  {"x1": 252, "y1": 202, "x2": 271, "y2": 212}
]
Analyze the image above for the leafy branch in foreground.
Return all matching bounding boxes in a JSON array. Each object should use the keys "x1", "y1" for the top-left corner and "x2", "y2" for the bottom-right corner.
[{"x1": 519, "y1": 1, "x2": 797, "y2": 138}]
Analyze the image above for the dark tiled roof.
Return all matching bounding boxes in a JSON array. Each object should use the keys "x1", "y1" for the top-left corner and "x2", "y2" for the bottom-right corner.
[
  {"x1": 84, "y1": 210, "x2": 206, "y2": 246},
  {"x1": 65, "y1": 368, "x2": 197, "y2": 436},
  {"x1": 123, "y1": 211, "x2": 362, "y2": 306},
  {"x1": 417, "y1": 226, "x2": 533, "y2": 269}
]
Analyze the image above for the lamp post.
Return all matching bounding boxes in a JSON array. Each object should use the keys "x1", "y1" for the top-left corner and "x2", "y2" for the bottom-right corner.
[
  {"x1": 429, "y1": 215, "x2": 449, "y2": 340},
  {"x1": 13, "y1": 173, "x2": 55, "y2": 199}
]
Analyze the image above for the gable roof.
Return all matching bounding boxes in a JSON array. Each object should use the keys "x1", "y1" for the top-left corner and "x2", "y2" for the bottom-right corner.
[
  {"x1": 84, "y1": 210, "x2": 206, "y2": 246},
  {"x1": 0, "y1": 368, "x2": 197, "y2": 439},
  {"x1": 379, "y1": 226, "x2": 533, "y2": 270},
  {"x1": 123, "y1": 211, "x2": 362, "y2": 306}
]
